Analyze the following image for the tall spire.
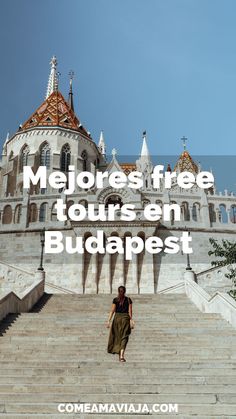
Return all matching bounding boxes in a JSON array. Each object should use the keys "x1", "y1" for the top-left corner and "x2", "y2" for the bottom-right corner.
[
  {"x1": 2, "y1": 132, "x2": 10, "y2": 155},
  {"x1": 140, "y1": 130, "x2": 150, "y2": 159},
  {"x1": 45, "y1": 56, "x2": 58, "y2": 99},
  {"x1": 136, "y1": 130, "x2": 153, "y2": 187},
  {"x1": 5, "y1": 132, "x2": 10, "y2": 143},
  {"x1": 68, "y1": 70, "x2": 74, "y2": 111},
  {"x1": 98, "y1": 130, "x2": 106, "y2": 157},
  {"x1": 181, "y1": 136, "x2": 187, "y2": 151}
]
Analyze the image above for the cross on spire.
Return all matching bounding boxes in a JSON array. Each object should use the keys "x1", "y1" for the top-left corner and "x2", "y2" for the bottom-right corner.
[
  {"x1": 69, "y1": 70, "x2": 74, "y2": 82},
  {"x1": 112, "y1": 148, "x2": 117, "y2": 159}
]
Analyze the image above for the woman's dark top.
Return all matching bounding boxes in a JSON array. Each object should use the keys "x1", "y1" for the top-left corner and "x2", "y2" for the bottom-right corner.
[{"x1": 112, "y1": 296, "x2": 132, "y2": 313}]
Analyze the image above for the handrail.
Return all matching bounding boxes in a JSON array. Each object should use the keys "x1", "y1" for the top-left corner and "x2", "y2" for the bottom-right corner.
[
  {"x1": 0, "y1": 276, "x2": 45, "y2": 322},
  {"x1": 196, "y1": 264, "x2": 229, "y2": 278},
  {"x1": 185, "y1": 278, "x2": 236, "y2": 328},
  {"x1": 158, "y1": 282, "x2": 185, "y2": 294},
  {"x1": 0, "y1": 260, "x2": 34, "y2": 277},
  {"x1": 45, "y1": 281, "x2": 77, "y2": 294}
]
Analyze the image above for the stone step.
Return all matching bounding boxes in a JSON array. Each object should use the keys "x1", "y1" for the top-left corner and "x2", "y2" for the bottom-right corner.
[
  {"x1": 1, "y1": 374, "x2": 236, "y2": 384},
  {"x1": 2, "y1": 416, "x2": 236, "y2": 419},
  {"x1": 0, "y1": 383, "x2": 236, "y2": 394},
  {"x1": 1, "y1": 293, "x2": 236, "y2": 417},
  {"x1": 3, "y1": 322, "x2": 227, "y2": 329},
  {"x1": 0, "y1": 342, "x2": 233, "y2": 358},
  {"x1": 3, "y1": 416, "x2": 236, "y2": 419},
  {"x1": 1, "y1": 363, "x2": 236, "y2": 374},
  {"x1": 0, "y1": 393, "x2": 218, "y2": 403},
  {"x1": 1, "y1": 402, "x2": 236, "y2": 415},
  {"x1": 0, "y1": 407, "x2": 235, "y2": 417},
  {"x1": 2, "y1": 343, "x2": 236, "y2": 351}
]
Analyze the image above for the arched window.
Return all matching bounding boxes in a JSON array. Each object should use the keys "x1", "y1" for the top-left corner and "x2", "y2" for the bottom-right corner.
[
  {"x1": 66, "y1": 200, "x2": 74, "y2": 217},
  {"x1": 14, "y1": 204, "x2": 22, "y2": 224},
  {"x1": 17, "y1": 182, "x2": 23, "y2": 195},
  {"x1": 182, "y1": 202, "x2": 190, "y2": 221},
  {"x1": 209, "y1": 203, "x2": 216, "y2": 222},
  {"x1": 94, "y1": 158, "x2": 99, "y2": 168},
  {"x1": 2, "y1": 205, "x2": 12, "y2": 224},
  {"x1": 170, "y1": 200, "x2": 177, "y2": 224},
  {"x1": 230, "y1": 205, "x2": 236, "y2": 224},
  {"x1": 51, "y1": 202, "x2": 58, "y2": 221},
  {"x1": 81, "y1": 150, "x2": 88, "y2": 171},
  {"x1": 60, "y1": 144, "x2": 71, "y2": 172},
  {"x1": 29, "y1": 203, "x2": 37, "y2": 223},
  {"x1": 156, "y1": 200, "x2": 163, "y2": 207},
  {"x1": 39, "y1": 203, "x2": 47, "y2": 222},
  {"x1": 79, "y1": 199, "x2": 88, "y2": 209},
  {"x1": 19, "y1": 145, "x2": 29, "y2": 173},
  {"x1": 142, "y1": 199, "x2": 150, "y2": 208},
  {"x1": 40, "y1": 142, "x2": 50, "y2": 168},
  {"x1": 192, "y1": 203, "x2": 200, "y2": 222},
  {"x1": 219, "y1": 204, "x2": 227, "y2": 223},
  {"x1": 67, "y1": 200, "x2": 74, "y2": 209},
  {"x1": 105, "y1": 195, "x2": 123, "y2": 208}
]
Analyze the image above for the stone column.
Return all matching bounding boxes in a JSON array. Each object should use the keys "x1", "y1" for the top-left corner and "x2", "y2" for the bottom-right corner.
[
  {"x1": 139, "y1": 247, "x2": 155, "y2": 294},
  {"x1": 124, "y1": 253, "x2": 138, "y2": 294},
  {"x1": 75, "y1": 253, "x2": 84, "y2": 293},
  {"x1": 227, "y1": 208, "x2": 231, "y2": 224},
  {"x1": 21, "y1": 191, "x2": 30, "y2": 228},
  {"x1": 110, "y1": 237, "x2": 124, "y2": 293},
  {"x1": 215, "y1": 207, "x2": 221, "y2": 224},
  {"x1": 2, "y1": 174, "x2": 8, "y2": 197},
  {"x1": 97, "y1": 250, "x2": 110, "y2": 293},
  {"x1": 200, "y1": 194, "x2": 211, "y2": 228},
  {"x1": 196, "y1": 204, "x2": 201, "y2": 222},
  {"x1": 83, "y1": 242, "x2": 97, "y2": 294},
  {"x1": 189, "y1": 205, "x2": 193, "y2": 222}
]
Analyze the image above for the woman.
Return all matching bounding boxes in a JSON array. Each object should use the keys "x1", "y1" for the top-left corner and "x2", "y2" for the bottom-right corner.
[{"x1": 106, "y1": 285, "x2": 133, "y2": 362}]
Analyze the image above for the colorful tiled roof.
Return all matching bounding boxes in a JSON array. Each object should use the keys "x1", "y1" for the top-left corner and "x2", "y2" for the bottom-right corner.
[
  {"x1": 174, "y1": 150, "x2": 198, "y2": 173},
  {"x1": 21, "y1": 91, "x2": 90, "y2": 137},
  {"x1": 120, "y1": 163, "x2": 136, "y2": 175}
]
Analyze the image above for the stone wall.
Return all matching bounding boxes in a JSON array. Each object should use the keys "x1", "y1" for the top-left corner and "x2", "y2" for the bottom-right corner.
[{"x1": 0, "y1": 226, "x2": 235, "y2": 294}]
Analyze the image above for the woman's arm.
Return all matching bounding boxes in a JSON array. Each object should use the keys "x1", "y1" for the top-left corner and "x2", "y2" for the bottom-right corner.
[
  {"x1": 106, "y1": 303, "x2": 116, "y2": 328},
  {"x1": 129, "y1": 301, "x2": 133, "y2": 319}
]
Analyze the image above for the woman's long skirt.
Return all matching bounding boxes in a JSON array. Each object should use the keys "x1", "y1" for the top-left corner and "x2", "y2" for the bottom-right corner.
[{"x1": 107, "y1": 312, "x2": 131, "y2": 354}]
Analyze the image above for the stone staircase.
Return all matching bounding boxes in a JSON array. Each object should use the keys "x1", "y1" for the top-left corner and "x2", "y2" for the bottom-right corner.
[{"x1": 0, "y1": 293, "x2": 236, "y2": 418}]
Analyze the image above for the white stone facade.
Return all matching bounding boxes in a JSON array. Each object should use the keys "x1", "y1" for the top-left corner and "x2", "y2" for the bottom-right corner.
[{"x1": 0, "y1": 63, "x2": 236, "y2": 294}]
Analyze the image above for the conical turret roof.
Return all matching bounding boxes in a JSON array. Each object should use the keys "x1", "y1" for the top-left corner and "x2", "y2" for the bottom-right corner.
[
  {"x1": 21, "y1": 91, "x2": 90, "y2": 137},
  {"x1": 174, "y1": 150, "x2": 198, "y2": 173}
]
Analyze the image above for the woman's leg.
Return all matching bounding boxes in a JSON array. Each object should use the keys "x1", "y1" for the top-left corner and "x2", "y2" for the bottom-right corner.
[{"x1": 120, "y1": 348, "x2": 126, "y2": 361}]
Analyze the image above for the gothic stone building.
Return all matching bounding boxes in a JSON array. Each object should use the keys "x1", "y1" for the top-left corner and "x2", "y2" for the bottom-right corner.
[{"x1": 0, "y1": 57, "x2": 236, "y2": 294}]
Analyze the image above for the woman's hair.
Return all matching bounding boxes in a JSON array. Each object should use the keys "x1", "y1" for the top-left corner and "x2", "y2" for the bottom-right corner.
[
  {"x1": 117, "y1": 286, "x2": 126, "y2": 303},
  {"x1": 118, "y1": 285, "x2": 126, "y2": 294}
]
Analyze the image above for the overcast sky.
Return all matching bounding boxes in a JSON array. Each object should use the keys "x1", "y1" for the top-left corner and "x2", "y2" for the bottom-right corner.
[{"x1": 1, "y1": 0, "x2": 236, "y2": 166}]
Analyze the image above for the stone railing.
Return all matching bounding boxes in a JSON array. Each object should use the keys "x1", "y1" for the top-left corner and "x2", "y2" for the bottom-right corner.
[
  {"x1": 157, "y1": 271, "x2": 236, "y2": 329},
  {"x1": 0, "y1": 260, "x2": 35, "y2": 294},
  {"x1": 185, "y1": 277, "x2": 236, "y2": 328},
  {"x1": 196, "y1": 264, "x2": 231, "y2": 280},
  {"x1": 158, "y1": 282, "x2": 185, "y2": 294},
  {"x1": 45, "y1": 280, "x2": 76, "y2": 294},
  {"x1": 0, "y1": 271, "x2": 45, "y2": 321},
  {"x1": 196, "y1": 264, "x2": 234, "y2": 294}
]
